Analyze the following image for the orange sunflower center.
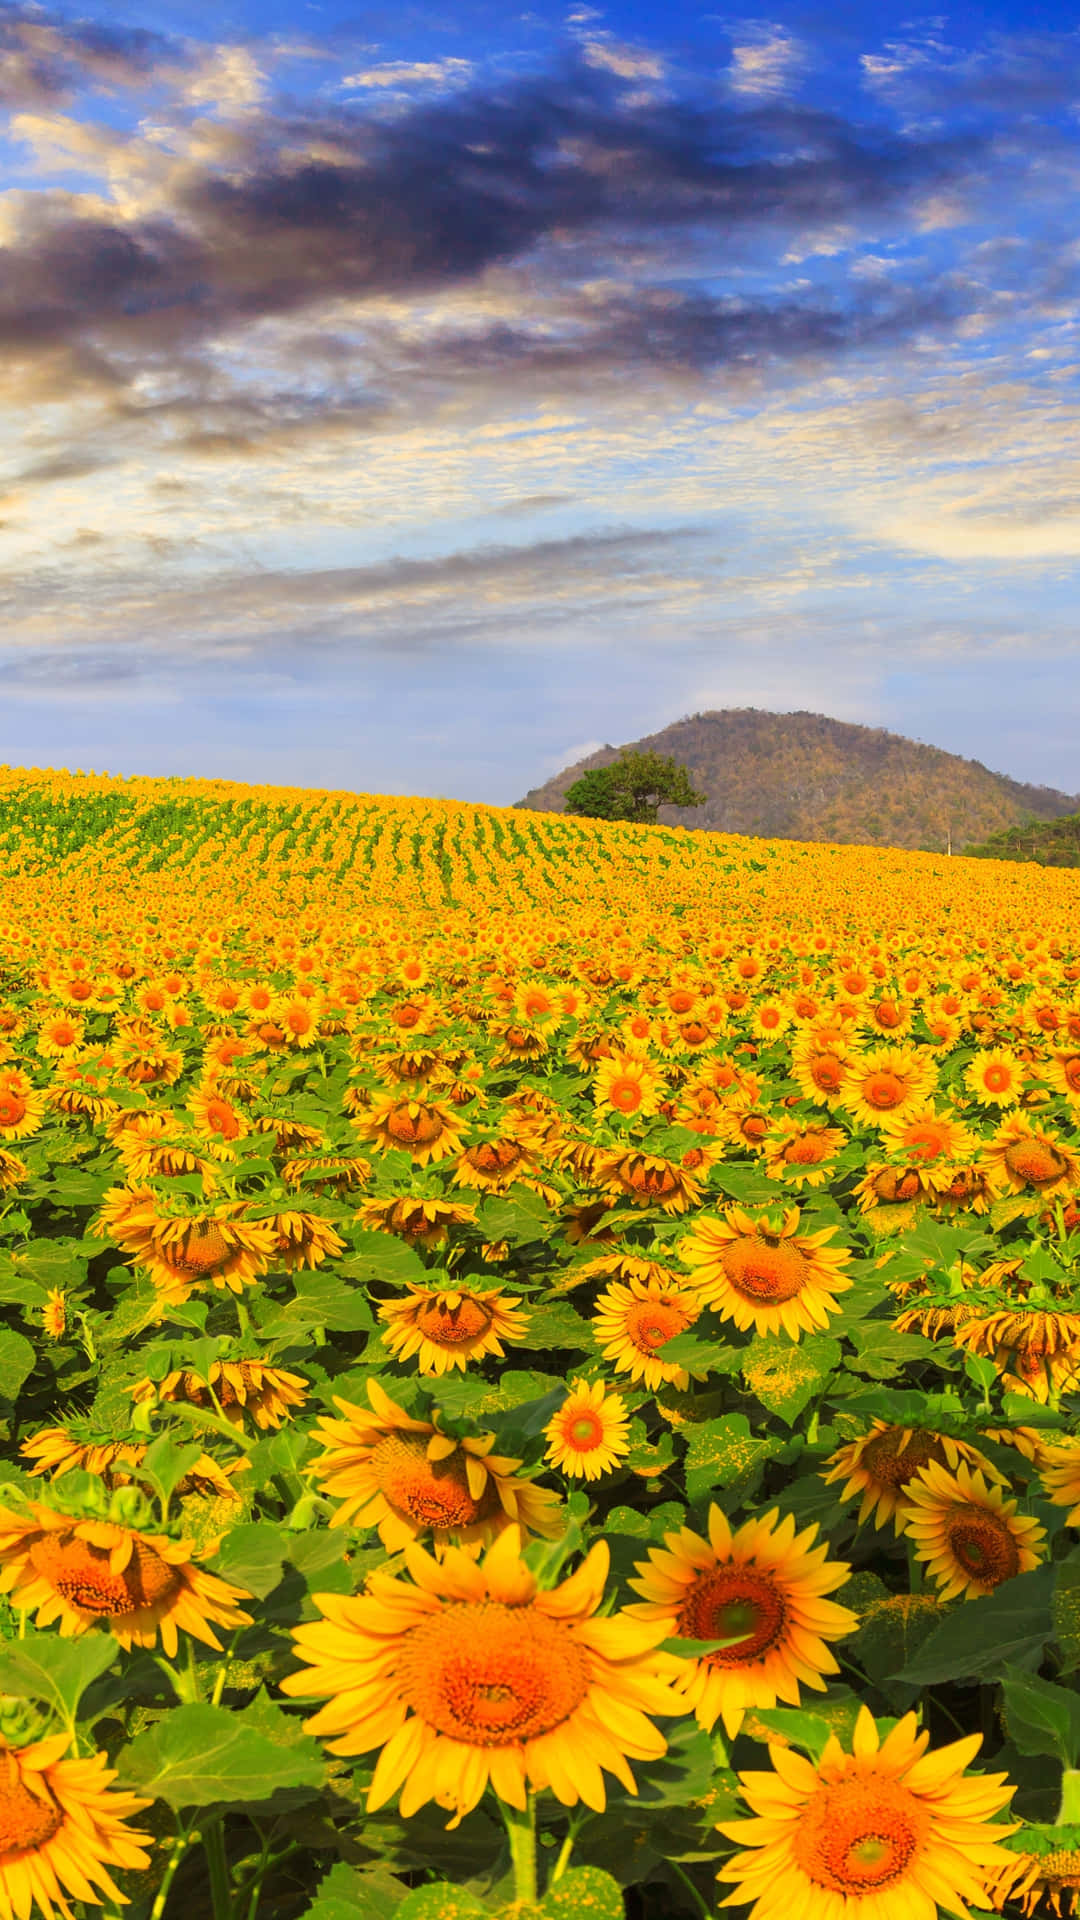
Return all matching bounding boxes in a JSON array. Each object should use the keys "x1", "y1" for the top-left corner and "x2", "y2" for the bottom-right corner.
[
  {"x1": 871, "y1": 1167, "x2": 923, "y2": 1202},
  {"x1": 399, "y1": 1602, "x2": 588, "y2": 1746},
  {"x1": 873, "y1": 1001, "x2": 903, "y2": 1028},
  {"x1": 29, "y1": 1529, "x2": 180, "y2": 1616},
  {"x1": 904, "y1": 1123, "x2": 951, "y2": 1161},
  {"x1": 808, "y1": 1055, "x2": 845, "y2": 1093},
  {"x1": 783, "y1": 1134, "x2": 832, "y2": 1165},
  {"x1": 861, "y1": 1072, "x2": 908, "y2": 1110},
  {"x1": 738, "y1": 1114, "x2": 769, "y2": 1143},
  {"x1": 160, "y1": 1223, "x2": 232, "y2": 1275},
  {"x1": 608, "y1": 1077, "x2": 644, "y2": 1112},
  {"x1": 942, "y1": 1505, "x2": 1021, "y2": 1584},
  {"x1": 415, "y1": 1297, "x2": 494, "y2": 1345},
  {"x1": 860, "y1": 1429, "x2": 944, "y2": 1487},
  {"x1": 794, "y1": 1777, "x2": 926, "y2": 1892},
  {"x1": 983, "y1": 1064, "x2": 1014, "y2": 1092},
  {"x1": 677, "y1": 1567, "x2": 787, "y2": 1665},
  {"x1": 623, "y1": 1296, "x2": 693, "y2": 1352},
  {"x1": 1004, "y1": 1139, "x2": 1067, "y2": 1186},
  {"x1": 386, "y1": 1105, "x2": 445, "y2": 1146},
  {"x1": 369, "y1": 1434, "x2": 497, "y2": 1531},
  {"x1": 565, "y1": 1411, "x2": 605, "y2": 1450},
  {"x1": 466, "y1": 1141, "x2": 523, "y2": 1175},
  {"x1": 0, "y1": 1753, "x2": 63, "y2": 1854},
  {"x1": 0, "y1": 1093, "x2": 27, "y2": 1127},
  {"x1": 1062, "y1": 1057, "x2": 1080, "y2": 1092},
  {"x1": 720, "y1": 1236, "x2": 809, "y2": 1304}
]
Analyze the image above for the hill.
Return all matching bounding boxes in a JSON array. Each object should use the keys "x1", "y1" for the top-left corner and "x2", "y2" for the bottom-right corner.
[{"x1": 515, "y1": 709, "x2": 1079, "y2": 852}]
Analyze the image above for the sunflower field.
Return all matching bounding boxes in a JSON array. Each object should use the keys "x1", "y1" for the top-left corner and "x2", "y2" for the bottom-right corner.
[{"x1": 4, "y1": 765, "x2": 1080, "y2": 1919}]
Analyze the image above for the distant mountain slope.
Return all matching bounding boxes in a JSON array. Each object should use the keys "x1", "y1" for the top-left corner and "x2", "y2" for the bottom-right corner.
[{"x1": 515, "y1": 709, "x2": 1079, "y2": 852}]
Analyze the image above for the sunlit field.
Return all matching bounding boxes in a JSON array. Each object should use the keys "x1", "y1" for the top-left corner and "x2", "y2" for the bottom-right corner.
[{"x1": 1, "y1": 764, "x2": 1080, "y2": 1920}]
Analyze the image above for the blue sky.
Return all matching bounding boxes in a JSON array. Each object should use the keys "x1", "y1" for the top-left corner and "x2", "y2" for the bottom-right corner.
[{"x1": 1, "y1": 0, "x2": 1079, "y2": 803}]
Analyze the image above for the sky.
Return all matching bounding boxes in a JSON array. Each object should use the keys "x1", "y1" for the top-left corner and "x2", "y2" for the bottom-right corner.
[{"x1": 1, "y1": 0, "x2": 1080, "y2": 803}]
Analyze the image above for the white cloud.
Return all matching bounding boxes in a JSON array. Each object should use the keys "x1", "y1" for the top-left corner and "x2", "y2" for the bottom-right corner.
[
  {"x1": 728, "y1": 27, "x2": 809, "y2": 99},
  {"x1": 341, "y1": 59, "x2": 474, "y2": 90},
  {"x1": 580, "y1": 40, "x2": 666, "y2": 81}
]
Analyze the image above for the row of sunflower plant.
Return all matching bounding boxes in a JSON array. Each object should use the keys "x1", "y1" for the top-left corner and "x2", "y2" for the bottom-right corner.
[{"x1": 2, "y1": 771, "x2": 1080, "y2": 1916}]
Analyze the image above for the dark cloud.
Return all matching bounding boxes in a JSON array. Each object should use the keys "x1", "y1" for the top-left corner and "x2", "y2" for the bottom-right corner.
[{"x1": 0, "y1": 3, "x2": 184, "y2": 107}]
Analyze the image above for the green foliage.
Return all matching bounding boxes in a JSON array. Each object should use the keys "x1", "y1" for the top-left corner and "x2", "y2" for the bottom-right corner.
[{"x1": 565, "y1": 752, "x2": 705, "y2": 825}]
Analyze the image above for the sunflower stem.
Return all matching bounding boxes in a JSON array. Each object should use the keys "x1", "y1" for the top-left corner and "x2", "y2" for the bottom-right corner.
[
  {"x1": 1057, "y1": 1770, "x2": 1080, "y2": 1823},
  {"x1": 203, "y1": 1817, "x2": 234, "y2": 1920},
  {"x1": 151, "y1": 1825, "x2": 194, "y2": 1920},
  {"x1": 668, "y1": 1860, "x2": 712, "y2": 1919},
  {"x1": 502, "y1": 1793, "x2": 538, "y2": 1906}
]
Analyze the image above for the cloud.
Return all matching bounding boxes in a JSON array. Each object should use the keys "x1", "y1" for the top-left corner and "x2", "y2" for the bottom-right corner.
[
  {"x1": 0, "y1": 4, "x2": 186, "y2": 108},
  {"x1": 728, "y1": 26, "x2": 810, "y2": 100},
  {"x1": 340, "y1": 58, "x2": 475, "y2": 91}
]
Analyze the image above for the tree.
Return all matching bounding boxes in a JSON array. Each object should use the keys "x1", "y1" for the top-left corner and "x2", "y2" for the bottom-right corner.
[{"x1": 565, "y1": 752, "x2": 705, "y2": 825}]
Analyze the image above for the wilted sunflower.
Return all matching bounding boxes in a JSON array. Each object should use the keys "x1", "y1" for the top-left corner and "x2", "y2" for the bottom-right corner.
[
  {"x1": 352, "y1": 1091, "x2": 465, "y2": 1166},
  {"x1": 0, "y1": 1494, "x2": 252, "y2": 1655},
  {"x1": 0, "y1": 1732, "x2": 152, "y2": 1917},
  {"x1": 628, "y1": 1506, "x2": 855, "y2": 1739},
  {"x1": 592, "y1": 1146, "x2": 704, "y2": 1214},
  {"x1": 451, "y1": 1133, "x2": 540, "y2": 1195},
  {"x1": 543, "y1": 1379, "x2": 631, "y2": 1480},
  {"x1": 679, "y1": 1206, "x2": 852, "y2": 1341},
  {"x1": 1037, "y1": 1439, "x2": 1080, "y2": 1526},
  {"x1": 94, "y1": 1187, "x2": 279, "y2": 1302},
  {"x1": 280, "y1": 1527, "x2": 687, "y2": 1827},
  {"x1": 281, "y1": 1150, "x2": 371, "y2": 1196},
  {"x1": 763, "y1": 1118, "x2": 848, "y2": 1190},
  {"x1": 902, "y1": 1460, "x2": 1046, "y2": 1601},
  {"x1": 955, "y1": 1310, "x2": 1080, "y2": 1402},
  {"x1": 307, "y1": 1379, "x2": 563, "y2": 1552},
  {"x1": 378, "y1": 1283, "x2": 530, "y2": 1374},
  {"x1": 130, "y1": 1357, "x2": 308, "y2": 1430},
  {"x1": 591, "y1": 1273, "x2": 701, "y2": 1391},
  {"x1": 823, "y1": 1421, "x2": 1005, "y2": 1532},
  {"x1": 0, "y1": 1147, "x2": 27, "y2": 1191},
  {"x1": 247, "y1": 1207, "x2": 346, "y2": 1270},
  {"x1": 19, "y1": 1422, "x2": 241, "y2": 1500},
  {"x1": 988, "y1": 1836, "x2": 1080, "y2": 1915},
  {"x1": 717, "y1": 1705, "x2": 1017, "y2": 1920},
  {"x1": 355, "y1": 1192, "x2": 478, "y2": 1248},
  {"x1": 985, "y1": 1115, "x2": 1080, "y2": 1198}
]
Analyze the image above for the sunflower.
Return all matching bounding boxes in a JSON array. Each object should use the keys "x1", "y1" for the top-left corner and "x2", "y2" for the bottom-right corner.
[
  {"x1": 878, "y1": 1100, "x2": 979, "y2": 1171},
  {"x1": 451, "y1": 1134, "x2": 539, "y2": 1194},
  {"x1": 352, "y1": 1092, "x2": 465, "y2": 1166},
  {"x1": 36, "y1": 1013, "x2": 85, "y2": 1058},
  {"x1": 985, "y1": 1115, "x2": 1080, "y2": 1198},
  {"x1": 1037, "y1": 1439, "x2": 1080, "y2": 1526},
  {"x1": 130, "y1": 1358, "x2": 309, "y2": 1430},
  {"x1": 593, "y1": 1051, "x2": 666, "y2": 1120},
  {"x1": 188, "y1": 1085, "x2": 249, "y2": 1145},
  {"x1": 0, "y1": 1498, "x2": 252, "y2": 1655},
  {"x1": 841, "y1": 1045, "x2": 938, "y2": 1128},
  {"x1": 42, "y1": 1289, "x2": 66, "y2": 1340},
  {"x1": 306, "y1": 1380, "x2": 563, "y2": 1552},
  {"x1": 354, "y1": 1193, "x2": 478, "y2": 1248},
  {"x1": 0, "y1": 1147, "x2": 27, "y2": 1191},
  {"x1": 0, "y1": 1732, "x2": 152, "y2": 1917},
  {"x1": 280, "y1": 1527, "x2": 686, "y2": 1827},
  {"x1": 988, "y1": 1840, "x2": 1080, "y2": 1916},
  {"x1": 790, "y1": 1042, "x2": 852, "y2": 1108},
  {"x1": 679, "y1": 1206, "x2": 852, "y2": 1341},
  {"x1": 19, "y1": 1424, "x2": 240, "y2": 1501},
  {"x1": 543, "y1": 1380, "x2": 631, "y2": 1480},
  {"x1": 0, "y1": 1075, "x2": 47, "y2": 1142},
  {"x1": 966, "y1": 1047, "x2": 1027, "y2": 1107},
  {"x1": 378, "y1": 1283, "x2": 530, "y2": 1374},
  {"x1": 95, "y1": 1189, "x2": 278, "y2": 1303},
  {"x1": 823, "y1": 1422, "x2": 1005, "y2": 1532},
  {"x1": 591, "y1": 1273, "x2": 701, "y2": 1391},
  {"x1": 281, "y1": 1150, "x2": 371, "y2": 1196},
  {"x1": 901, "y1": 1460, "x2": 1046, "y2": 1601},
  {"x1": 762, "y1": 1118, "x2": 847, "y2": 1190},
  {"x1": 248, "y1": 1207, "x2": 346, "y2": 1271},
  {"x1": 592, "y1": 1147, "x2": 704, "y2": 1214},
  {"x1": 717, "y1": 1704, "x2": 1017, "y2": 1920},
  {"x1": 628, "y1": 1506, "x2": 855, "y2": 1739}
]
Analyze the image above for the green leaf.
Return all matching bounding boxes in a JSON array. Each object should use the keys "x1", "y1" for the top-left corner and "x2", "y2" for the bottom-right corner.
[
  {"x1": 1055, "y1": 1562, "x2": 1080, "y2": 1676},
  {"x1": 138, "y1": 1433, "x2": 206, "y2": 1504},
  {"x1": 120, "y1": 1700, "x2": 325, "y2": 1810},
  {"x1": 0, "y1": 1633, "x2": 119, "y2": 1721},
  {"x1": 481, "y1": 1190, "x2": 555, "y2": 1240},
  {"x1": 339, "y1": 1231, "x2": 428, "y2": 1287},
  {"x1": 682, "y1": 1413, "x2": 782, "y2": 1503},
  {"x1": 394, "y1": 1889, "x2": 487, "y2": 1920},
  {"x1": 299, "y1": 1864, "x2": 407, "y2": 1920},
  {"x1": 211, "y1": 1523, "x2": 288, "y2": 1599},
  {"x1": 262, "y1": 1272, "x2": 374, "y2": 1334},
  {"x1": 0, "y1": 1329, "x2": 35, "y2": 1402},
  {"x1": 1001, "y1": 1667, "x2": 1080, "y2": 1768},
  {"x1": 747, "y1": 1707, "x2": 835, "y2": 1761},
  {"x1": 526, "y1": 1302, "x2": 592, "y2": 1350},
  {"x1": 541, "y1": 1866, "x2": 624, "y2": 1918},
  {"x1": 897, "y1": 1567, "x2": 1056, "y2": 1684},
  {"x1": 847, "y1": 1586, "x2": 945, "y2": 1705},
  {"x1": 741, "y1": 1335, "x2": 840, "y2": 1424},
  {"x1": 843, "y1": 1322, "x2": 939, "y2": 1379}
]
